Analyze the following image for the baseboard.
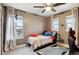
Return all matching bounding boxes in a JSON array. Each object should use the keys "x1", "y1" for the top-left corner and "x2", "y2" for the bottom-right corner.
[{"x1": 16, "y1": 44, "x2": 26, "y2": 48}]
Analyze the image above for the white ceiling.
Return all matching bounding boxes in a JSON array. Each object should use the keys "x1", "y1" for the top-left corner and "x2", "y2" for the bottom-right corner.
[{"x1": 4, "y1": 3, "x2": 79, "y2": 17}]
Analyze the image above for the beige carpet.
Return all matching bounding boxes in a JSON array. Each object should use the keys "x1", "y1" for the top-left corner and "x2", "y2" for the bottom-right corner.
[{"x1": 3, "y1": 46, "x2": 37, "y2": 55}]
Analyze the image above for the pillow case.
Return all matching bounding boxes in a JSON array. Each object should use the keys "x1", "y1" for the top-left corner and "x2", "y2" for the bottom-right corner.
[
  {"x1": 30, "y1": 33, "x2": 38, "y2": 37},
  {"x1": 50, "y1": 36, "x2": 56, "y2": 41},
  {"x1": 44, "y1": 32, "x2": 52, "y2": 36}
]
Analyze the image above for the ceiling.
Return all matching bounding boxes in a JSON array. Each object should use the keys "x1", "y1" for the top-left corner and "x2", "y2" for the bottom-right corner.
[{"x1": 4, "y1": 3, "x2": 79, "y2": 17}]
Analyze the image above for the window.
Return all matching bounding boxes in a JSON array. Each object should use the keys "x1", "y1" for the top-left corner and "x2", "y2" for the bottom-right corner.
[
  {"x1": 52, "y1": 18, "x2": 59, "y2": 31},
  {"x1": 15, "y1": 16, "x2": 24, "y2": 39},
  {"x1": 66, "y1": 16, "x2": 75, "y2": 31}
]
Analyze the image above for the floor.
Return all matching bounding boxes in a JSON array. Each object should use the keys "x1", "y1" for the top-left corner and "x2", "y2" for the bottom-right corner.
[
  {"x1": 3, "y1": 45, "x2": 68, "y2": 55},
  {"x1": 3, "y1": 46, "x2": 37, "y2": 55},
  {"x1": 37, "y1": 47, "x2": 69, "y2": 55},
  {"x1": 2, "y1": 45, "x2": 79, "y2": 55}
]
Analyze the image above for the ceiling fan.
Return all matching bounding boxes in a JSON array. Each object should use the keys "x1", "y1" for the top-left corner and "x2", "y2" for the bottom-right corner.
[{"x1": 33, "y1": 3, "x2": 66, "y2": 13}]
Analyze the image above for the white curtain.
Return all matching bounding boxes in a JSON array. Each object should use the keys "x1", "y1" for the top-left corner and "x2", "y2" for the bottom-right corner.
[
  {"x1": 4, "y1": 6, "x2": 16, "y2": 52},
  {"x1": 71, "y1": 7, "x2": 79, "y2": 45}
]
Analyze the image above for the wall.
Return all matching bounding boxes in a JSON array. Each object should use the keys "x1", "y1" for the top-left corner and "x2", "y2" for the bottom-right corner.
[
  {"x1": 17, "y1": 12, "x2": 46, "y2": 45},
  {"x1": 24, "y1": 12, "x2": 46, "y2": 36},
  {"x1": 47, "y1": 11, "x2": 73, "y2": 44},
  {"x1": 45, "y1": 16, "x2": 51, "y2": 31}
]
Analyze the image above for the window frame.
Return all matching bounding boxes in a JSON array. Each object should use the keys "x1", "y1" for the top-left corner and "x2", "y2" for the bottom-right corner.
[
  {"x1": 66, "y1": 15, "x2": 75, "y2": 31},
  {"x1": 15, "y1": 16, "x2": 24, "y2": 39},
  {"x1": 51, "y1": 18, "x2": 59, "y2": 31}
]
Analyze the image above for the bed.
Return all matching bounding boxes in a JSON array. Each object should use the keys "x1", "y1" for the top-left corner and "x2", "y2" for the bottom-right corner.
[{"x1": 27, "y1": 33, "x2": 57, "y2": 51}]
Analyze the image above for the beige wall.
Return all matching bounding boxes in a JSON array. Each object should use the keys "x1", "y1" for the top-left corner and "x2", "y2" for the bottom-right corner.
[
  {"x1": 17, "y1": 12, "x2": 47, "y2": 45},
  {"x1": 45, "y1": 17, "x2": 51, "y2": 31},
  {"x1": 48, "y1": 11, "x2": 72, "y2": 44},
  {"x1": 24, "y1": 12, "x2": 46, "y2": 36}
]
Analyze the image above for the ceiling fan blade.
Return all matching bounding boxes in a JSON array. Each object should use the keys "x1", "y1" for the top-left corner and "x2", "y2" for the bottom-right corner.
[
  {"x1": 41, "y1": 9, "x2": 46, "y2": 13},
  {"x1": 53, "y1": 3, "x2": 66, "y2": 7},
  {"x1": 33, "y1": 6, "x2": 44, "y2": 8},
  {"x1": 51, "y1": 8, "x2": 56, "y2": 12}
]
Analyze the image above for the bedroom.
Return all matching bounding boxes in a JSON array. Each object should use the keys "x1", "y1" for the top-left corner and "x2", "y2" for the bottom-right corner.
[{"x1": 0, "y1": 3, "x2": 79, "y2": 55}]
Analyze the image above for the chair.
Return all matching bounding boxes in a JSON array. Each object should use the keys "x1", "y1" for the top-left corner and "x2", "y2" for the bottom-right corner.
[{"x1": 68, "y1": 28, "x2": 79, "y2": 55}]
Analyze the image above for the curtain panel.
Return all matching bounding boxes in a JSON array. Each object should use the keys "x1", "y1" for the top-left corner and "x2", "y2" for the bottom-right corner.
[
  {"x1": 4, "y1": 6, "x2": 16, "y2": 52},
  {"x1": 0, "y1": 3, "x2": 5, "y2": 54},
  {"x1": 71, "y1": 7, "x2": 79, "y2": 45}
]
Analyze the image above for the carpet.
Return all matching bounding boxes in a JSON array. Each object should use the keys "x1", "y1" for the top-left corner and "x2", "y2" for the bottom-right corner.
[
  {"x1": 36, "y1": 47, "x2": 69, "y2": 55},
  {"x1": 3, "y1": 46, "x2": 37, "y2": 55}
]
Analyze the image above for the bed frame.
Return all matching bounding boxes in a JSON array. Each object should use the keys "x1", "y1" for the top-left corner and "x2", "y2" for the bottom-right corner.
[
  {"x1": 27, "y1": 38, "x2": 57, "y2": 52},
  {"x1": 33, "y1": 39, "x2": 57, "y2": 52}
]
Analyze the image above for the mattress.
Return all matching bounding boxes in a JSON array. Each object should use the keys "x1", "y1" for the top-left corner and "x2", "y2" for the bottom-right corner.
[
  {"x1": 27, "y1": 35, "x2": 51, "y2": 45},
  {"x1": 27, "y1": 35, "x2": 53, "y2": 49}
]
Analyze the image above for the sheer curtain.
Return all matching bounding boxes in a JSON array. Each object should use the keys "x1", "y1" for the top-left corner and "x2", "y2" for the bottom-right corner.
[
  {"x1": 4, "y1": 6, "x2": 16, "y2": 52},
  {"x1": 71, "y1": 7, "x2": 79, "y2": 45}
]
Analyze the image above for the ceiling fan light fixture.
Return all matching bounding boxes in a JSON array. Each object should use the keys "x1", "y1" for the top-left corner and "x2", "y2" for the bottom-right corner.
[
  {"x1": 46, "y1": 3, "x2": 51, "y2": 5},
  {"x1": 45, "y1": 7, "x2": 51, "y2": 11}
]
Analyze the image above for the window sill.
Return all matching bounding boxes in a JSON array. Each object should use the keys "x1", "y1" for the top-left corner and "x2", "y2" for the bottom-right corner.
[{"x1": 16, "y1": 37, "x2": 24, "y2": 40}]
